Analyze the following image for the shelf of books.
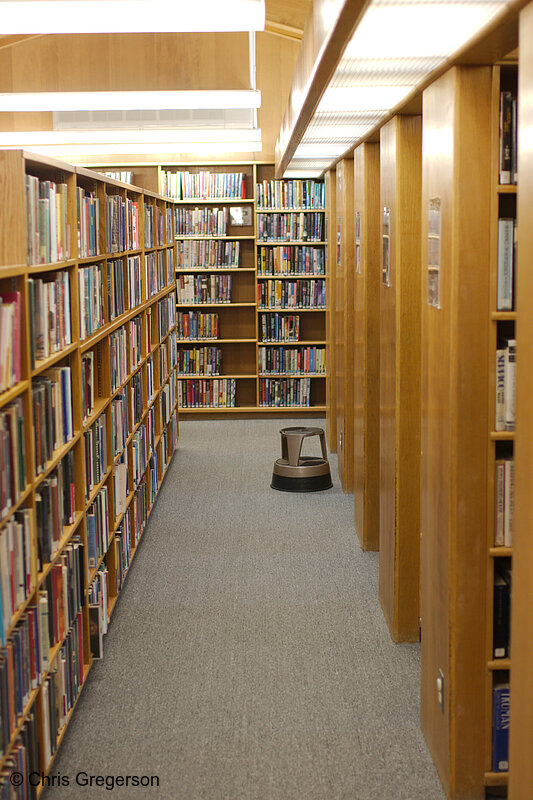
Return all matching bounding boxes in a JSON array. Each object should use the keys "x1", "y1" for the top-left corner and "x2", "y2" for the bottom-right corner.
[
  {"x1": 0, "y1": 150, "x2": 178, "y2": 794},
  {"x1": 255, "y1": 165, "x2": 326, "y2": 413},
  {"x1": 485, "y1": 63, "x2": 517, "y2": 790}
]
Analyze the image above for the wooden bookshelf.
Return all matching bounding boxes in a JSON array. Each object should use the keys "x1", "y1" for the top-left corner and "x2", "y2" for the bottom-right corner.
[
  {"x1": 324, "y1": 169, "x2": 337, "y2": 453},
  {"x1": 379, "y1": 115, "x2": 422, "y2": 643},
  {"x1": 509, "y1": 7, "x2": 531, "y2": 797},
  {"x1": 420, "y1": 65, "x2": 493, "y2": 800},
  {"x1": 0, "y1": 150, "x2": 179, "y2": 789},
  {"x1": 353, "y1": 143, "x2": 380, "y2": 552},
  {"x1": 255, "y1": 165, "x2": 326, "y2": 413},
  {"x1": 335, "y1": 158, "x2": 355, "y2": 492}
]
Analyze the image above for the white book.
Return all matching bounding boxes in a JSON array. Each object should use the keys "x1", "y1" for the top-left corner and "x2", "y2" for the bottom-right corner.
[
  {"x1": 495, "y1": 349, "x2": 506, "y2": 431},
  {"x1": 504, "y1": 339, "x2": 516, "y2": 431},
  {"x1": 497, "y1": 218, "x2": 514, "y2": 310}
]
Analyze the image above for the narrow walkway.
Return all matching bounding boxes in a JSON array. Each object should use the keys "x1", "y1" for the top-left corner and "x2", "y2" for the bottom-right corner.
[{"x1": 45, "y1": 419, "x2": 445, "y2": 800}]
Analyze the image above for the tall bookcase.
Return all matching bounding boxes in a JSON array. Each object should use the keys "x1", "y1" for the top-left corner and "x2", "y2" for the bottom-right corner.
[
  {"x1": 510, "y1": 6, "x2": 533, "y2": 798},
  {"x1": 335, "y1": 159, "x2": 355, "y2": 492},
  {"x1": 255, "y1": 164, "x2": 326, "y2": 413},
  {"x1": 379, "y1": 116, "x2": 422, "y2": 643},
  {"x1": 353, "y1": 143, "x2": 380, "y2": 551},
  {"x1": 0, "y1": 151, "x2": 178, "y2": 792},
  {"x1": 324, "y1": 169, "x2": 337, "y2": 453}
]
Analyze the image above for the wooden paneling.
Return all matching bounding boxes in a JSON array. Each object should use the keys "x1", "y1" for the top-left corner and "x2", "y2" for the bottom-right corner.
[
  {"x1": 335, "y1": 158, "x2": 354, "y2": 491},
  {"x1": 325, "y1": 169, "x2": 337, "y2": 453},
  {"x1": 509, "y1": 4, "x2": 533, "y2": 797},
  {"x1": 421, "y1": 67, "x2": 491, "y2": 799},
  {"x1": 256, "y1": 32, "x2": 300, "y2": 161},
  {"x1": 379, "y1": 116, "x2": 421, "y2": 642},
  {"x1": 0, "y1": 31, "x2": 300, "y2": 163},
  {"x1": 353, "y1": 142, "x2": 380, "y2": 551}
]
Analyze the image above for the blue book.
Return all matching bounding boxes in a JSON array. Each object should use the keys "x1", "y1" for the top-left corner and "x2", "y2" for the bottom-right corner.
[
  {"x1": 492, "y1": 682, "x2": 510, "y2": 772},
  {"x1": 87, "y1": 510, "x2": 97, "y2": 569}
]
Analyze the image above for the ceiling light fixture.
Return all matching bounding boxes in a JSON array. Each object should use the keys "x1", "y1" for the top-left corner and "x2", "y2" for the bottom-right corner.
[
  {"x1": 0, "y1": 90, "x2": 262, "y2": 113},
  {"x1": 0, "y1": 0, "x2": 265, "y2": 33}
]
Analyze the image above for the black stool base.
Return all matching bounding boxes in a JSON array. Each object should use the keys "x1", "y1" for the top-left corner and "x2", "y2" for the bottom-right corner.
[{"x1": 270, "y1": 472, "x2": 333, "y2": 493}]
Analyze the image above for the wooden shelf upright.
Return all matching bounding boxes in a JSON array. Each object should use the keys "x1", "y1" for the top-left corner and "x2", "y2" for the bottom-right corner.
[
  {"x1": 353, "y1": 143, "x2": 380, "y2": 551},
  {"x1": 420, "y1": 66, "x2": 493, "y2": 800},
  {"x1": 509, "y1": 4, "x2": 533, "y2": 796},
  {"x1": 335, "y1": 158, "x2": 355, "y2": 491},
  {"x1": 325, "y1": 168, "x2": 337, "y2": 452},
  {"x1": 379, "y1": 116, "x2": 422, "y2": 642}
]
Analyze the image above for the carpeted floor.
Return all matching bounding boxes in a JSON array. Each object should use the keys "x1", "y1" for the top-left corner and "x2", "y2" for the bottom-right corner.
[{"x1": 43, "y1": 419, "x2": 446, "y2": 800}]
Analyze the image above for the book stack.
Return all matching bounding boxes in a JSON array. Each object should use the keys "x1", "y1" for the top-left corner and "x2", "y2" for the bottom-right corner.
[
  {"x1": 32, "y1": 367, "x2": 74, "y2": 472},
  {"x1": 499, "y1": 90, "x2": 518, "y2": 185},
  {"x1": 175, "y1": 206, "x2": 228, "y2": 237},
  {"x1": 177, "y1": 239, "x2": 239, "y2": 269},
  {"x1": 84, "y1": 416, "x2": 107, "y2": 498},
  {"x1": 177, "y1": 346, "x2": 222, "y2": 376},
  {"x1": 28, "y1": 273, "x2": 72, "y2": 366},
  {"x1": 26, "y1": 176, "x2": 70, "y2": 264},
  {"x1": 108, "y1": 259, "x2": 126, "y2": 321},
  {"x1": 0, "y1": 509, "x2": 32, "y2": 636},
  {"x1": 133, "y1": 479, "x2": 147, "y2": 545},
  {"x1": 146, "y1": 356, "x2": 155, "y2": 403},
  {"x1": 127, "y1": 255, "x2": 142, "y2": 308},
  {"x1": 131, "y1": 371, "x2": 143, "y2": 427},
  {"x1": 177, "y1": 311, "x2": 219, "y2": 340},
  {"x1": 161, "y1": 372, "x2": 177, "y2": 429},
  {"x1": 145, "y1": 204, "x2": 155, "y2": 248},
  {"x1": 78, "y1": 264, "x2": 105, "y2": 340},
  {"x1": 77, "y1": 186, "x2": 99, "y2": 258},
  {"x1": 132, "y1": 426, "x2": 147, "y2": 486},
  {"x1": 258, "y1": 278, "x2": 326, "y2": 309},
  {"x1": 177, "y1": 274, "x2": 232, "y2": 305},
  {"x1": 0, "y1": 398, "x2": 26, "y2": 517},
  {"x1": 111, "y1": 389, "x2": 129, "y2": 458},
  {"x1": 0, "y1": 291, "x2": 21, "y2": 392},
  {"x1": 497, "y1": 218, "x2": 516, "y2": 310},
  {"x1": 256, "y1": 179, "x2": 325, "y2": 210},
  {"x1": 259, "y1": 346, "x2": 326, "y2": 375},
  {"x1": 157, "y1": 295, "x2": 175, "y2": 339},
  {"x1": 257, "y1": 245, "x2": 325, "y2": 276},
  {"x1": 178, "y1": 378, "x2": 236, "y2": 408},
  {"x1": 257, "y1": 212, "x2": 324, "y2": 242},
  {"x1": 35, "y1": 451, "x2": 75, "y2": 568},
  {"x1": 113, "y1": 513, "x2": 132, "y2": 595},
  {"x1": 129, "y1": 315, "x2": 143, "y2": 370},
  {"x1": 259, "y1": 377, "x2": 311, "y2": 407},
  {"x1": 259, "y1": 313, "x2": 300, "y2": 342},
  {"x1": 160, "y1": 169, "x2": 246, "y2": 200},
  {"x1": 86, "y1": 487, "x2": 110, "y2": 569},
  {"x1": 495, "y1": 338, "x2": 516, "y2": 431},
  {"x1": 109, "y1": 327, "x2": 127, "y2": 394},
  {"x1": 113, "y1": 456, "x2": 128, "y2": 520},
  {"x1": 145, "y1": 250, "x2": 171, "y2": 299}
]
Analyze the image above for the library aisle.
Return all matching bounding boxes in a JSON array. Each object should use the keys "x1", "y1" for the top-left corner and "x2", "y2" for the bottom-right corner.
[{"x1": 43, "y1": 420, "x2": 444, "y2": 800}]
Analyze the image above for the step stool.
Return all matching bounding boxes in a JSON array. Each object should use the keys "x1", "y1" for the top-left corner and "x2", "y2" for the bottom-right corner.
[{"x1": 271, "y1": 426, "x2": 333, "y2": 492}]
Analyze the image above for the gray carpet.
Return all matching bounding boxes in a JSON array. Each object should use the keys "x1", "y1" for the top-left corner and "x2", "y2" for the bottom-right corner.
[{"x1": 43, "y1": 419, "x2": 445, "y2": 800}]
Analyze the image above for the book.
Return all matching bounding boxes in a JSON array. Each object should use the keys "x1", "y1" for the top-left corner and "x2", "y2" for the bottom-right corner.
[
  {"x1": 493, "y1": 562, "x2": 511, "y2": 658},
  {"x1": 496, "y1": 218, "x2": 515, "y2": 311},
  {"x1": 492, "y1": 681, "x2": 510, "y2": 771}
]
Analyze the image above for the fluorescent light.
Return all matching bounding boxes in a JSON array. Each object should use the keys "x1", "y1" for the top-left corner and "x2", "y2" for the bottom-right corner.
[
  {"x1": 0, "y1": 90, "x2": 262, "y2": 113},
  {"x1": 303, "y1": 124, "x2": 374, "y2": 141},
  {"x1": 4, "y1": 141, "x2": 262, "y2": 157},
  {"x1": 283, "y1": 170, "x2": 324, "y2": 179},
  {"x1": 0, "y1": 129, "x2": 262, "y2": 146},
  {"x1": 317, "y1": 85, "x2": 414, "y2": 113},
  {"x1": 293, "y1": 143, "x2": 349, "y2": 158},
  {"x1": 0, "y1": 0, "x2": 265, "y2": 33},
  {"x1": 343, "y1": 2, "x2": 508, "y2": 60}
]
